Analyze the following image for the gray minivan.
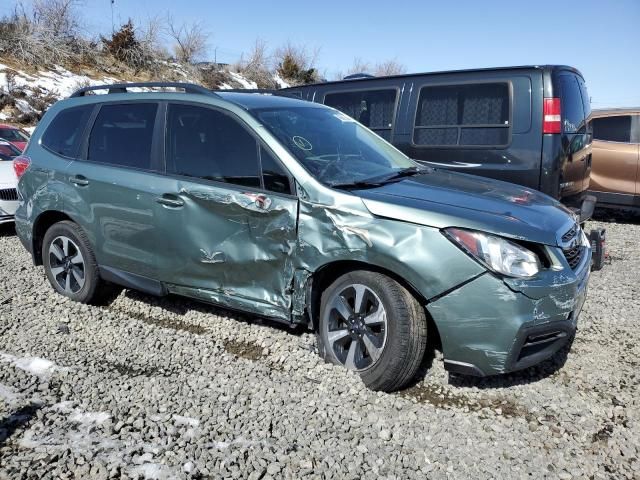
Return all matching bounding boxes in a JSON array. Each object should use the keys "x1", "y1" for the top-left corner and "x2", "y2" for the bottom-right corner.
[{"x1": 284, "y1": 65, "x2": 595, "y2": 218}]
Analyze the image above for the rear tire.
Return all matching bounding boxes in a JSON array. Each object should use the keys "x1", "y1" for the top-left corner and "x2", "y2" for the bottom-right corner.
[
  {"x1": 317, "y1": 271, "x2": 428, "y2": 392},
  {"x1": 42, "y1": 221, "x2": 104, "y2": 304}
]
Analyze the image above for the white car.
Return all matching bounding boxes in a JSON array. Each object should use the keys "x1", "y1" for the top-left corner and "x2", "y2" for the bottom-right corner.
[{"x1": 0, "y1": 140, "x2": 20, "y2": 224}]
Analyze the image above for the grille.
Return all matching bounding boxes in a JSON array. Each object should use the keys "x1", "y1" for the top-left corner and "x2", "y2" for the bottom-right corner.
[
  {"x1": 561, "y1": 223, "x2": 578, "y2": 243},
  {"x1": 561, "y1": 223, "x2": 583, "y2": 270},
  {"x1": 562, "y1": 245, "x2": 583, "y2": 269},
  {"x1": 0, "y1": 188, "x2": 17, "y2": 201}
]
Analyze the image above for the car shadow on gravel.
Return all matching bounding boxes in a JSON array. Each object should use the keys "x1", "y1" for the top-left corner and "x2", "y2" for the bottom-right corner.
[
  {"x1": 119, "y1": 289, "x2": 309, "y2": 337},
  {"x1": 0, "y1": 403, "x2": 42, "y2": 447},
  {"x1": 0, "y1": 223, "x2": 16, "y2": 237},
  {"x1": 592, "y1": 208, "x2": 640, "y2": 225},
  {"x1": 446, "y1": 336, "x2": 574, "y2": 389}
]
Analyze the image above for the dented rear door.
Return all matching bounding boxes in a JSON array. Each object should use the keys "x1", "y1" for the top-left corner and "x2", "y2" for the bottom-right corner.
[{"x1": 155, "y1": 102, "x2": 298, "y2": 320}]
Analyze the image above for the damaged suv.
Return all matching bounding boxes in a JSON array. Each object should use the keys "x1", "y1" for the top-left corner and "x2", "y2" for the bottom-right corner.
[{"x1": 14, "y1": 83, "x2": 591, "y2": 392}]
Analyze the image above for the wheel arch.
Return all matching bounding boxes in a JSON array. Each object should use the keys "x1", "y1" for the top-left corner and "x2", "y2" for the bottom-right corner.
[{"x1": 31, "y1": 210, "x2": 74, "y2": 265}]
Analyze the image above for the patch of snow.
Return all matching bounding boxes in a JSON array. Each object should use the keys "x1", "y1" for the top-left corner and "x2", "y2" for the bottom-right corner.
[
  {"x1": 218, "y1": 82, "x2": 233, "y2": 90},
  {"x1": 14, "y1": 98, "x2": 34, "y2": 114},
  {"x1": 131, "y1": 463, "x2": 176, "y2": 480},
  {"x1": 273, "y1": 73, "x2": 290, "y2": 89},
  {"x1": 50, "y1": 400, "x2": 75, "y2": 412},
  {"x1": 0, "y1": 352, "x2": 58, "y2": 377},
  {"x1": 228, "y1": 71, "x2": 258, "y2": 89},
  {"x1": 0, "y1": 383, "x2": 19, "y2": 406},
  {"x1": 172, "y1": 414, "x2": 200, "y2": 427},
  {"x1": 69, "y1": 411, "x2": 111, "y2": 424}
]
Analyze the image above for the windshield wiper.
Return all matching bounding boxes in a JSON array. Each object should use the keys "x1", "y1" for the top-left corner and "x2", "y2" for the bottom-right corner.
[{"x1": 328, "y1": 166, "x2": 431, "y2": 190}]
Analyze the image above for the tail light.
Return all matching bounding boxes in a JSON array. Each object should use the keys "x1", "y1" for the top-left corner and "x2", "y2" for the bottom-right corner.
[
  {"x1": 13, "y1": 155, "x2": 31, "y2": 178},
  {"x1": 543, "y1": 98, "x2": 561, "y2": 134}
]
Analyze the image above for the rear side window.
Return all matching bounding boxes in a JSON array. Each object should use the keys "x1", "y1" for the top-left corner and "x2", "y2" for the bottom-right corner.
[
  {"x1": 559, "y1": 75, "x2": 586, "y2": 134},
  {"x1": 324, "y1": 89, "x2": 398, "y2": 140},
  {"x1": 166, "y1": 104, "x2": 261, "y2": 188},
  {"x1": 593, "y1": 116, "x2": 631, "y2": 143},
  {"x1": 42, "y1": 105, "x2": 93, "y2": 157},
  {"x1": 413, "y1": 83, "x2": 510, "y2": 147},
  {"x1": 88, "y1": 103, "x2": 157, "y2": 169}
]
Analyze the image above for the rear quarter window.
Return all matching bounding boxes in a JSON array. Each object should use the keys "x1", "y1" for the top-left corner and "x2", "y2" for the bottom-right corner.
[
  {"x1": 41, "y1": 105, "x2": 94, "y2": 157},
  {"x1": 413, "y1": 82, "x2": 510, "y2": 147}
]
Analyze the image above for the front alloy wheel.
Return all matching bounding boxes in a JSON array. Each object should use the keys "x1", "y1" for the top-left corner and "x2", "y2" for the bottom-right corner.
[
  {"x1": 323, "y1": 284, "x2": 388, "y2": 371},
  {"x1": 318, "y1": 271, "x2": 428, "y2": 392}
]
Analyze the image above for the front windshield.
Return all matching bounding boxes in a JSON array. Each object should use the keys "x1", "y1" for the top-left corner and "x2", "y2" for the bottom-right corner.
[
  {"x1": 0, "y1": 128, "x2": 28, "y2": 142},
  {"x1": 251, "y1": 106, "x2": 418, "y2": 186}
]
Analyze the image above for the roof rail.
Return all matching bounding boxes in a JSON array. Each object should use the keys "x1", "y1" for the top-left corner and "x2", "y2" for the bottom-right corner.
[
  {"x1": 219, "y1": 88, "x2": 299, "y2": 99},
  {"x1": 69, "y1": 82, "x2": 220, "y2": 98}
]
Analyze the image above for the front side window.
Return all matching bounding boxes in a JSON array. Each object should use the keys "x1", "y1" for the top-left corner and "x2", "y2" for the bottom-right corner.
[
  {"x1": 252, "y1": 106, "x2": 417, "y2": 187},
  {"x1": 88, "y1": 103, "x2": 157, "y2": 169},
  {"x1": 166, "y1": 104, "x2": 261, "y2": 188},
  {"x1": 593, "y1": 116, "x2": 631, "y2": 143},
  {"x1": 413, "y1": 83, "x2": 510, "y2": 146},
  {"x1": 324, "y1": 89, "x2": 398, "y2": 140},
  {"x1": 42, "y1": 105, "x2": 93, "y2": 158}
]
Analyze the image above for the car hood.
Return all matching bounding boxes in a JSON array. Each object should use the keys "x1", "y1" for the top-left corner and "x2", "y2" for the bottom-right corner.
[
  {"x1": 355, "y1": 170, "x2": 575, "y2": 246},
  {"x1": 0, "y1": 161, "x2": 17, "y2": 188}
]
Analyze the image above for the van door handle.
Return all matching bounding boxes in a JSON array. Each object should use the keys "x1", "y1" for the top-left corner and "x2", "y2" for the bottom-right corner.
[
  {"x1": 156, "y1": 194, "x2": 184, "y2": 208},
  {"x1": 70, "y1": 175, "x2": 89, "y2": 186}
]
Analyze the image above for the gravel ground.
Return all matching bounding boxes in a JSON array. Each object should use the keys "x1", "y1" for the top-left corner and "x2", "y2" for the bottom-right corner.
[{"x1": 0, "y1": 217, "x2": 638, "y2": 479}]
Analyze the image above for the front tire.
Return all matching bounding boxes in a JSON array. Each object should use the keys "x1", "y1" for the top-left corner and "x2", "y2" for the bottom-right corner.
[
  {"x1": 42, "y1": 221, "x2": 103, "y2": 304},
  {"x1": 317, "y1": 271, "x2": 428, "y2": 392}
]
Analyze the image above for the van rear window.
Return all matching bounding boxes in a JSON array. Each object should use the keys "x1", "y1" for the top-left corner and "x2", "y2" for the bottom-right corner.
[
  {"x1": 413, "y1": 83, "x2": 510, "y2": 147},
  {"x1": 559, "y1": 75, "x2": 586, "y2": 134},
  {"x1": 324, "y1": 89, "x2": 397, "y2": 141}
]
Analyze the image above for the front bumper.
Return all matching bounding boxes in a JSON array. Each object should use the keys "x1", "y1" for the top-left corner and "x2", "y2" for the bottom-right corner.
[
  {"x1": 427, "y1": 246, "x2": 591, "y2": 376},
  {"x1": 0, "y1": 200, "x2": 18, "y2": 224}
]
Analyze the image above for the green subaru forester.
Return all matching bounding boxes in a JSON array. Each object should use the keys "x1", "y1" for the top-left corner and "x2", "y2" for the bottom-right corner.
[{"x1": 14, "y1": 83, "x2": 591, "y2": 391}]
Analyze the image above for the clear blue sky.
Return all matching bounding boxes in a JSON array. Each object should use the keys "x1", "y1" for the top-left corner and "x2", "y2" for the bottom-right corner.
[{"x1": 7, "y1": 0, "x2": 640, "y2": 107}]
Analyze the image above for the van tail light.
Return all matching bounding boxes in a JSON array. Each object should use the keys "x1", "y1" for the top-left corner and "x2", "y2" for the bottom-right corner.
[
  {"x1": 543, "y1": 98, "x2": 561, "y2": 134},
  {"x1": 13, "y1": 155, "x2": 31, "y2": 178}
]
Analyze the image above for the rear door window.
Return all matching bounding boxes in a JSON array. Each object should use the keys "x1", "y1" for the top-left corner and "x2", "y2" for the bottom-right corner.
[
  {"x1": 88, "y1": 103, "x2": 158, "y2": 169},
  {"x1": 324, "y1": 89, "x2": 398, "y2": 140},
  {"x1": 413, "y1": 83, "x2": 510, "y2": 147},
  {"x1": 593, "y1": 116, "x2": 631, "y2": 143},
  {"x1": 559, "y1": 75, "x2": 586, "y2": 134},
  {"x1": 42, "y1": 105, "x2": 94, "y2": 158},
  {"x1": 166, "y1": 103, "x2": 261, "y2": 189}
]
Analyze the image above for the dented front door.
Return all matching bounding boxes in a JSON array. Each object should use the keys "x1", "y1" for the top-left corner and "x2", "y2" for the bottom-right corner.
[{"x1": 155, "y1": 179, "x2": 298, "y2": 320}]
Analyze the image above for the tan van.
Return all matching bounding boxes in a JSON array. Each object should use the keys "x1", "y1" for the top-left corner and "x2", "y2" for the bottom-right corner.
[{"x1": 590, "y1": 108, "x2": 640, "y2": 210}]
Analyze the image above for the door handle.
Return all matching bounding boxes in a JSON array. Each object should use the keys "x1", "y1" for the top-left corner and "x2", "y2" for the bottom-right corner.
[
  {"x1": 156, "y1": 194, "x2": 184, "y2": 208},
  {"x1": 244, "y1": 192, "x2": 272, "y2": 210},
  {"x1": 69, "y1": 175, "x2": 89, "y2": 186}
]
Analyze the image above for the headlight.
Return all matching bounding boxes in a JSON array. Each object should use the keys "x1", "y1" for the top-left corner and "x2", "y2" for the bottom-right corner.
[{"x1": 444, "y1": 228, "x2": 541, "y2": 278}]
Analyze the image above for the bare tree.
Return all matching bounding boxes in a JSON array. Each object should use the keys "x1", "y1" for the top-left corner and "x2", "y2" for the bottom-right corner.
[
  {"x1": 346, "y1": 57, "x2": 372, "y2": 75},
  {"x1": 32, "y1": 0, "x2": 82, "y2": 39},
  {"x1": 235, "y1": 38, "x2": 275, "y2": 88},
  {"x1": 374, "y1": 59, "x2": 407, "y2": 77},
  {"x1": 166, "y1": 15, "x2": 209, "y2": 64}
]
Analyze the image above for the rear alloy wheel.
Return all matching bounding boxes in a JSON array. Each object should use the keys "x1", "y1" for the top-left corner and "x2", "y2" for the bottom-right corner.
[
  {"x1": 48, "y1": 236, "x2": 86, "y2": 294},
  {"x1": 318, "y1": 271, "x2": 428, "y2": 392},
  {"x1": 42, "y1": 221, "x2": 104, "y2": 304}
]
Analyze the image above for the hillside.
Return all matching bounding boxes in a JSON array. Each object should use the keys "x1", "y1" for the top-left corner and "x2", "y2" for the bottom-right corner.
[{"x1": 0, "y1": 57, "x2": 283, "y2": 128}]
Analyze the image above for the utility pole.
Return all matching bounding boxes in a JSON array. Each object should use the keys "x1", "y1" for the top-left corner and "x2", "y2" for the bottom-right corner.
[{"x1": 110, "y1": 0, "x2": 115, "y2": 34}]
